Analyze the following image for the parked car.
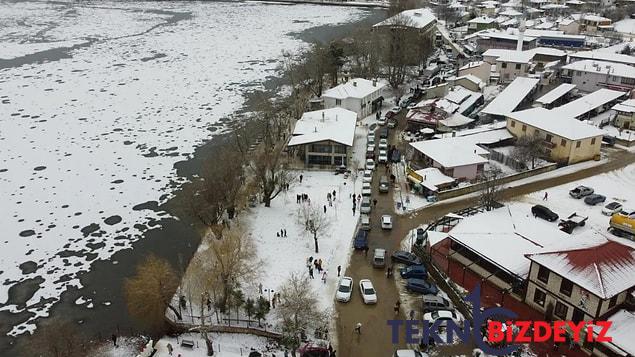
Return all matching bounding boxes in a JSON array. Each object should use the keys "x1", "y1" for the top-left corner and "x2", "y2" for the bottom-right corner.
[
  {"x1": 353, "y1": 229, "x2": 368, "y2": 250},
  {"x1": 569, "y1": 185, "x2": 594, "y2": 198},
  {"x1": 377, "y1": 116, "x2": 386, "y2": 126},
  {"x1": 602, "y1": 135, "x2": 616, "y2": 147},
  {"x1": 367, "y1": 133, "x2": 375, "y2": 145},
  {"x1": 421, "y1": 295, "x2": 451, "y2": 313},
  {"x1": 387, "y1": 120, "x2": 397, "y2": 129},
  {"x1": 363, "y1": 170, "x2": 373, "y2": 183},
  {"x1": 385, "y1": 106, "x2": 401, "y2": 120},
  {"x1": 405, "y1": 278, "x2": 439, "y2": 295},
  {"x1": 602, "y1": 202, "x2": 623, "y2": 216},
  {"x1": 366, "y1": 158, "x2": 376, "y2": 171},
  {"x1": 392, "y1": 250, "x2": 422, "y2": 265},
  {"x1": 378, "y1": 139, "x2": 388, "y2": 150},
  {"x1": 373, "y1": 248, "x2": 386, "y2": 268},
  {"x1": 359, "y1": 279, "x2": 377, "y2": 304},
  {"x1": 360, "y1": 214, "x2": 371, "y2": 231},
  {"x1": 379, "y1": 128, "x2": 389, "y2": 139},
  {"x1": 378, "y1": 150, "x2": 388, "y2": 163},
  {"x1": 362, "y1": 182, "x2": 372, "y2": 196},
  {"x1": 531, "y1": 205, "x2": 559, "y2": 222},
  {"x1": 361, "y1": 197, "x2": 372, "y2": 214},
  {"x1": 394, "y1": 350, "x2": 428, "y2": 357},
  {"x1": 422, "y1": 309, "x2": 462, "y2": 327},
  {"x1": 584, "y1": 194, "x2": 606, "y2": 205},
  {"x1": 379, "y1": 176, "x2": 390, "y2": 193},
  {"x1": 335, "y1": 277, "x2": 353, "y2": 302},
  {"x1": 381, "y1": 215, "x2": 393, "y2": 229},
  {"x1": 400, "y1": 265, "x2": 427, "y2": 279}
]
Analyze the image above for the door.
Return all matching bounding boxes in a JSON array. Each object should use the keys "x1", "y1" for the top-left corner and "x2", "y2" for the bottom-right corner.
[{"x1": 572, "y1": 308, "x2": 585, "y2": 323}]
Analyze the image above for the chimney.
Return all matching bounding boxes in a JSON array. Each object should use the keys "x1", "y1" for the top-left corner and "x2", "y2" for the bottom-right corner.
[{"x1": 353, "y1": 81, "x2": 357, "y2": 87}]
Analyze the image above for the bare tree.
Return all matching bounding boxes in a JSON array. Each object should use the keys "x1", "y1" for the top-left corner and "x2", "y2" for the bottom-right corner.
[
  {"x1": 297, "y1": 202, "x2": 332, "y2": 253},
  {"x1": 376, "y1": 15, "x2": 425, "y2": 88},
  {"x1": 124, "y1": 254, "x2": 181, "y2": 334},
  {"x1": 478, "y1": 166, "x2": 503, "y2": 211},
  {"x1": 387, "y1": 0, "x2": 419, "y2": 16},
  {"x1": 346, "y1": 28, "x2": 383, "y2": 79},
  {"x1": 277, "y1": 274, "x2": 329, "y2": 354},
  {"x1": 26, "y1": 320, "x2": 87, "y2": 357},
  {"x1": 511, "y1": 133, "x2": 546, "y2": 169}
]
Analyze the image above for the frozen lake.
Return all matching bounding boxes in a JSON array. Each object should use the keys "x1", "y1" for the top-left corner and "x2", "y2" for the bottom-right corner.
[{"x1": 0, "y1": 0, "x2": 371, "y2": 340}]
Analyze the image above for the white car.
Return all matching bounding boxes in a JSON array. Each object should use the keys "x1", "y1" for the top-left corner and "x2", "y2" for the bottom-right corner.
[
  {"x1": 602, "y1": 202, "x2": 623, "y2": 216},
  {"x1": 366, "y1": 158, "x2": 376, "y2": 171},
  {"x1": 336, "y1": 277, "x2": 353, "y2": 302},
  {"x1": 381, "y1": 215, "x2": 393, "y2": 229},
  {"x1": 359, "y1": 279, "x2": 377, "y2": 304},
  {"x1": 362, "y1": 170, "x2": 373, "y2": 183},
  {"x1": 367, "y1": 134, "x2": 375, "y2": 145},
  {"x1": 367, "y1": 144, "x2": 375, "y2": 152},
  {"x1": 378, "y1": 150, "x2": 388, "y2": 163},
  {"x1": 422, "y1": 309, "x2": 462, "y2": 327},
  {"x1": 362, "y1": 182, "x2": 372, "y2": 196},
  {"x1": 377, "y1": 116, "x2": 386, "y2": 126},
  {"x1": 378, "y1": 139, "x2": 388, "y2": 150}
]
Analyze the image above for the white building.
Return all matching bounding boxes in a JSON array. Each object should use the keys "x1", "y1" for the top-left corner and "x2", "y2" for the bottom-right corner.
[
  {"x1": 561, "y1": 60, "x2": 635, "y2": 93},
  {"x1": 322, "y1": 78, "x2": 385, "y2": 118}
]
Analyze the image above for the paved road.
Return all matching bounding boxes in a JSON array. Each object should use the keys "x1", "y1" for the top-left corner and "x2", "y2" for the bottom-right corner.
[{"x1": 336, "y1": 121, "x2": 635, "y2": 355}]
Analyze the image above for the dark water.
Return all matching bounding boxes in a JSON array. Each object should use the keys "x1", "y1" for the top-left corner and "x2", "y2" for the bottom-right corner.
[{"x1": 0, "y1": 3, "x2": 385, "y2": 355}]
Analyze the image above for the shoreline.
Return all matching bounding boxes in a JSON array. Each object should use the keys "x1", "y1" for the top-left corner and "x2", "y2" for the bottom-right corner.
[{"x1": 0, "y1": 6, "x2": 385, "y2": 355}]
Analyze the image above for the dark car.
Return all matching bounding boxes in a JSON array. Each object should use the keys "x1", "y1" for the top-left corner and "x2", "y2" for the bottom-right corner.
[
  {"x1": 531, "y1": 205, "x2": 559, "y2": 222},
  {"x1": 602, "y1": 135, "x2": 616, "y2": 147},
  {"x1": 405, "y1": 278, "x2": 439, "y2": 295},
  {"x1": 584, "y1": 194, "x2": 606, "y2": 205},
  {"x1": 379, "y1": 128, "x2": 389, "y2": 139},
  {"x1": 569, "y1": 185, "x2": 594, "y2": 198},
  {"x1": 353, "y1": 230, "x2": 368, "y2": 250},
  {"x1": 400, "y1": 265, "x2": 427, "y2": 279},
  {"x1": 391, "y1": 250, "x2": 422, "y2": 265}
]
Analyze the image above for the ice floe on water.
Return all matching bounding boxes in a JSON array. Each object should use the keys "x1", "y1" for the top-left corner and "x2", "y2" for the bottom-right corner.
[{"x1": 0, "y1": 0, "x2": 366, "y2": 335}]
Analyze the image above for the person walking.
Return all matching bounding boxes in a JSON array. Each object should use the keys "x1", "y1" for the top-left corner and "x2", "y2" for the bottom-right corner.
[
  {"x1": 111, "y1": 334, "x2": 117, "y2": 347},
  {"x1": 299, "y1": 174, "x2": 303, "y2": 183},
  {"x1": 166, "y1": 342, "x2": 173, "y2": 355},
  {"x1": 337, "y1": 265, "x2": 341, "y2": 277},
  {"x1": 409, "y1": 310, "x2": 416, "y2": 320},
  {"x1": 373, "y1": 198, "x2": 378, "y2": 207},
  {"x1": 332, "y1": 190, "x2": 336, "y2": 200},
  {"x1": 352, "y1": 205, "x2": 356, "y2": 216},
  {"x1": 364, "y1": 246, "x2": 369, "y2": 256},
  {"x1": 283, "y1": 229, "x2": 287, "y2": 237},
  {"x1": 543, "y1": 192, "x2": 548, "y2": 201},
  {"x1": 323, "y1": 205, "x2": 327, "y2": 214},
  {"x1": 322, "y1": 271, "x2": 327, "y2": 284},
  {"x1": 394, "y1": 302, "x2": 400, "y2": 316},
  {"x1": 355, "y1": 322, "x2": 362, "y2": 334},
  {"x1": 309, "y1": 267, "x2": 314, "y2": 279}
]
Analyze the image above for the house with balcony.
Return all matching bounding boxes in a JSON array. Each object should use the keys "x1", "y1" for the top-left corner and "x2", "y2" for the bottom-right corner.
[
  {"x1": 506, "y1": 107, "x2": 604, "y2": 164},
  {"x1": 322, "y1": 78, "x2": 385, "y2": 118},
  {"x1": 561, "y1": 60, "x2": 635, "y2": 94},
  {"x1": 287, "y1": 108, "x2": 357, "y2": 168}
]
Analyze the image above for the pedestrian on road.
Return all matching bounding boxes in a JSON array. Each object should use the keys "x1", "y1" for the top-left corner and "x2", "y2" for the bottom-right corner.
[
  {"x1": 322, "y1": 271, "x2": 327, "y2": 283},
  {"x1": 284, "y1": 229, "x2": 287, "y2": 237},
  {"x1": 333, "y1": 190, "x2": 336, "y2": 199},
  {"x1": 324, "y1": 205, "x2": 327, "y2": 214},
  {"x1": 364, "y1": 246, "x2": 369, "y2": 256},
  {"x1": 280, "y1": 228, "x2": 284, "y2": 237},
  {"x1": 373, "y1": 198, "x2": 378, "y2": 207},
  {"x1": 352, "y1": 206, "x2": 356, "y2": 215},
  {"x1": 259, "y1": 283, "x2": 263, "y2": 294},
  {"x1": 337, "y1": 265, "x2": 341, "y2": 277},
  {"x1": 300, "y1": 174, "x2": 303, "y2": 183},
  {"x1": 309, "y1": 267, "x2": 314, "y2": 279},
  {"x1": 166, "y1": 343, "x2": 173, "y2": 355},
  {"x1": 355, "y1": 322, "x2": 362, "y2": 334},
  {"x1": 543, "y1": 192, "x2": 548, "y2": 201},
  {"x1": 111, "y1": 334, "x2": 117, "y2": 347},
  {"x1": 394, "y1": 302, "x2": 400, "y2": 315}
]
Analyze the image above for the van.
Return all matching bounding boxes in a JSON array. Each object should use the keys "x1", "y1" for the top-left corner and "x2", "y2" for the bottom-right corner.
[
  {"x1": 421, "y1": 295, "x2": 451, "y2": 313},
  {"x1": 360, "y1": 197, "x2": 372, "y2": 214},
  {"x1": 373, "y1": 248, "x2": 386, "y2": 268},
  {"x1": 360, "y1": 214, "x2": 371, "y2": 231},
  {"x1": 379, "y1": 176, "x2": 390, "y2": 193}
]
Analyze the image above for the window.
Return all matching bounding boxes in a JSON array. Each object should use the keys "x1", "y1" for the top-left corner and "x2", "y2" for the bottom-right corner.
[
  {"x1": 621, "y1": 77, "x2": 635, "y2": 85},
  {"x1": 576, "y1": 141, "x2": 581, "y2": 148},
  {"x1": 576, "y1": 71, "x2": 582, "y2": 76},
  {"x1": 561, "y1": 139, "x2": 567, "y2": 147},
  {"x1": 554, "y1": 301, "x2": 568, "y2": 320},
  {"x1": 608, "y1": 295, "x2": 618, "y2": 308},
  {"x1": 515, "y1": 63, "x2": 521, "y2": 70},
  {"x1": 307, "y1": 155, "x2": 332, "y2": 165},
  {"x1": 559, "y1": 278, "x2": 573, "y2": 297},
  {"x1": 501, "y1": 62, "x2": 507, "y2": 68},
  {"x1": 591, "y1": 138, "x2": 596, "y2": 145},
  {"x1": 537, "y1": 265, "x2": 550, "y2": 284},
  {"x1": 522, "y1": 124, "x2": 527, "y2": 132},
  {"x1": 335, "y1": 99, "x2": 342, "y2": 106},
  {"x1": 533, "y1": 288, "x2": 546, "y2": 307},
  {"x1": 333, "y1": 145, "x2": 347, "y2": 154},
  {"x1": 511, "y1": 120, "x2": 516, "y2": 127},
  {"x1": 546, "y1": 134, "x2": 553, "y2": 143},
  {"x1": 309, "y1": 144, "x2": 332, "y2": 153}
]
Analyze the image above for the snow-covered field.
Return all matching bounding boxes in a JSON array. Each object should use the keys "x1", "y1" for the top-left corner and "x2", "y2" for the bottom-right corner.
[
  {"x1": 0, "y1": 0, "x2": 366, "y2": 335},
  {"x1": 155, "y1": 333, "x2": 285, "y2": 357},
  {"x1": 615, "y1": 18, "x2": 635, "y2": 35}
]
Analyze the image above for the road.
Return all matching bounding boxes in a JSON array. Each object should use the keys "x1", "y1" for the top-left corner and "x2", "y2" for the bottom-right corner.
[{"x1": 336, "y1": 118, "x2": 635, "y2": 356}]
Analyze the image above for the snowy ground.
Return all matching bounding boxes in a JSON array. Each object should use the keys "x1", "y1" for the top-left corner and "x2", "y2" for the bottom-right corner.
[
  {"x1": 615, "y1": 18, "x2": 635, "y2": 34},
  {"x1": 244, "y1": 170, "x2": 361, "y2": 311},
  {"x1": 87, "y1": 336, "x2": 148, "y2": 357},
  {"x1": 0, "y1": 0, "x2": 366, "y2": 335},
  {"x1": 154, "y1": 333, "x2": 285, "y2": 357}
]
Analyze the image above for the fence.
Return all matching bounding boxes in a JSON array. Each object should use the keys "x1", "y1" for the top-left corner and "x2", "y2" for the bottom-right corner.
[
  {"x1": 488, "y1": 149, "x2": 525, "y2": 171},
  {"x1": 437, "y1": 163, "x2": 557, "y2": 200}
]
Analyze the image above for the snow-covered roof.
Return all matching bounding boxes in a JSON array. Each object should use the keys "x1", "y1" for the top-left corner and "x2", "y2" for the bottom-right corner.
[
  {"x1": 535, "y1": 83, "x2": 577, "y2": 104},
  {"x1": 479, "y1": 31, "x2": 537, "y2": 42},
  {"x1": 448, "y1": 204, "x2": 605, "y2": 277},
  {"x1": 454, "y1": 74, "x2": 485, "y2": 88},
  {"x1": 468, "y1": 16, "x2": 497, "y2": 24},
  {"x1": 593, "y1": 310, "x2": 635, "y2": 356},
  {"x1": 413, "y1": 167, "x2": 456, "y2": 191},
  {"x1": 410, "y1": 137, "x2": 488, "y2": 168},
  {"x1": 563, "y1": 59, "x2": 635, "y2": 79},
  {"x1": 499, "y1": 9, "x2": 522, "y2": 16},
  {"x1": 459, "y1": 61, "x2": 485, "y2": 71},
  {"x1": 509, "y1": 107, "x2": 605, "y2": 140},
  {"x1": 612, "y1": 99, "x2": 635, "y2": 113},
  {"x1": 287, "y1": 108, "x2": 357, "y2": 147},
  {"x1": 528, "y1": 47, "x2": 566, "y2": 57},
  {"x1": 373, "y1": 8, "x2": 437, "y2": 29},
  {"x1": 322, "y1": 78, "x2": 384, "y2": 100},
  {"x1": 483, "y1": 48, "x2": 565, "y2": 64},
  {"x1": 496, "y1": 50, "x2": 534, "y2": 63},
  {"x1": 559, "y1": 18, "x2": 577, "y2": 26},
  {"x1": 439, "y1": 113, "x2": 475, "y2": 127},
  {"x1": 480, "y1": 77, "x2": 540, "y2": 116},
  {"x1": 565, "y1": 0, "x2": 584, "y2": 5},
  {"x1": 552, "y1": 88, "x2": 627, "y2": 119},
  {"x1": 569, "y1": 51, "x2": 635, "y2": 66},
  {"x1": 527, "y1": 241, "x2": 635, "y2": 299},
  {"x1": 446, "y1": 87, "x2": 473, "y2": 104},
  {"x1": 582, "y1": 14, "x2": 611, "y2": 23}
]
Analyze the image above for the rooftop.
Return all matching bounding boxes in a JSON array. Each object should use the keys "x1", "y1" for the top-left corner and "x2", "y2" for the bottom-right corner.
[
  {"x1": 593, "y1": 310, "x2": 635, "y2": 356},
  {"x1": 469, "y1": 16, "x2": 497, "y2": 24},
  {"x1": 569, "y1": 51, "x2": 635, "y2": 66},
  {"x1": 410, "y1": 137, "x2": 488, "y2": 168},
  {"x1": 612, "y1": 99, "x2": 635, "y2": 113},
  {"x1": 322, "y1": 78, "x2": 384, "y2": 100},
  {"x1": 287, "y1": 107, "x2": 357, "y2": 147},
  {"x1": 509, "y1": 107, "x2": 605, "y2": 140},
  {"x1": 527, "y1": 241, "x2": 635, "y2": 299},
  {"x1": 552, "y1": 88, "x2": 627, "y2": 118},
  {"x1": 535, "y1": 83, "x2": 577, "y2": 105},
  {"x1": 373, "y1": 8, "x2": 437, "y2": 29},
  {"x1": 480, "y1": 77, "x2": 540, "y2": 117},
  {"x1": 562, "y1": 59, "x2": 635, "y2": 79},
  {"x1": 413, "y1": 167, "x2": 456, "y2": 191}
]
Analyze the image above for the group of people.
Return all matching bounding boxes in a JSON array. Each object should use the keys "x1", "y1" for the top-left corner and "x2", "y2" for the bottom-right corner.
[
  {"x1": 307, "y1": 256, "x2": 327, "y2": 282},
  {"x1": 276, "y1": 228, "x2": 287, "y2": 237},
  {"x1": 296, "y1": 193, "x2": 310, "y2": 204}
]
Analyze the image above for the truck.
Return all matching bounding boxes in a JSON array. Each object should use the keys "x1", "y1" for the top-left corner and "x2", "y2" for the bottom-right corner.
[{"x1": 609, "y1": 209, "x2": 635, "y2": 236}]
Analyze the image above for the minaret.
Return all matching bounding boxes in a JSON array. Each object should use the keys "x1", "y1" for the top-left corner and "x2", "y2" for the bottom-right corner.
[{"x1": 516, "y1": 18, "x2": 526, "y2": 51}]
